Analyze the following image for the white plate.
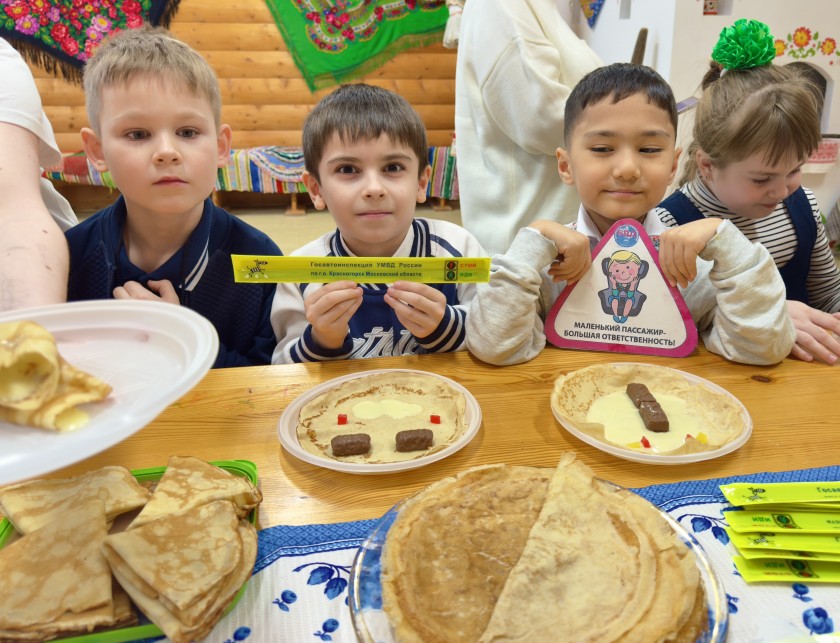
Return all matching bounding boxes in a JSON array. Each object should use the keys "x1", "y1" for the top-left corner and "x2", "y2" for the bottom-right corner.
[
  {"x1": 277, "y1": 369, "x2": 481, "y2": 474},
  {"x1": 0, "y1": 300, "x2": 218, "y2": 485},
  {"x1": 348, "y1": 482, "x2": 729, "y2": 643},
  {"x1": 552, "y1": 363, "x2": 752, "y2": 465}
]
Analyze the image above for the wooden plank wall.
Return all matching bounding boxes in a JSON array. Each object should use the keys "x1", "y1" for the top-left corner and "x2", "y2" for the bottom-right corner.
[{"x1": 30, "y1": 0, "x2": 457, "y2": 154}]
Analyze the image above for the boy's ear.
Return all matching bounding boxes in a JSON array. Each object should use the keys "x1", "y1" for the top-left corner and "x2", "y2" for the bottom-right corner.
[
  {"x1": 302, "y1": 171, "x2": 327, "y2": 210},
  {"x1": 216, "y1": 124, "x2": 233, "y2": 168},
  {"x1": 81, "y1": 127, "x2": 108, "y2": 172},
  {"x1": 669, "y1": 146, "x2": 682, "y2": 183},
  {"x1": 556, "y1": 147, "x2": 575, "y2": 185},
  {"x1": 416, "y1": 164, "x2": 432, "y2": 204}
]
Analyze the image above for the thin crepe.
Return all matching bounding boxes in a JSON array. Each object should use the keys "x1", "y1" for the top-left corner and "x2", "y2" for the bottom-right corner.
[
  {"x1": 0, "y1": 465, "x2": 149, "y2": 534},
  {"x1": 298, "y1": 371, "x2": 467, "y2": 464},
  {"x1": 128, "y1": 456, "x2": 261, "y2": 529}
]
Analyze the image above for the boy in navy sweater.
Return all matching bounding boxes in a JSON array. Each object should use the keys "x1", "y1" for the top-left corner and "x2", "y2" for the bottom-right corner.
[
  {"x1": 66, "y1": 26, "x2": 281, "y2": 367},
  {"x1": 271, "y1": 84, "x2": 486, "y2": 363}
]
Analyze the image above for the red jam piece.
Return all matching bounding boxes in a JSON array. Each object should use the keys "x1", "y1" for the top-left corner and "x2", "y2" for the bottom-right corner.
[
  {"x1": 337, "y1": 414, "x2": 347, "y2": 425},
  {"x1": 640, "y1": 436, "x2": 651, "y2": 448},
  {"x1": 430, "y1": 414, "x2": 441, "y2": 424}
]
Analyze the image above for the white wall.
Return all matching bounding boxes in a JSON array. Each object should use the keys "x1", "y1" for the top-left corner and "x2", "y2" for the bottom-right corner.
[{"x1": 574, "y1": 0, "x2": 840, "y2": 213}]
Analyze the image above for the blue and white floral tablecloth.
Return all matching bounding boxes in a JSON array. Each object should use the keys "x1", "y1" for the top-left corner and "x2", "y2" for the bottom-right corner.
[{"x1": 200, "y1": 466, "x2": 840, "y2": 643}]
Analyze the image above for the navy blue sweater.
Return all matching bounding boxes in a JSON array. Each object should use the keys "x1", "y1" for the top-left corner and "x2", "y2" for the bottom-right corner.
[{"x1": 66, "y1": 197, "x2": 282, "y2": 367}]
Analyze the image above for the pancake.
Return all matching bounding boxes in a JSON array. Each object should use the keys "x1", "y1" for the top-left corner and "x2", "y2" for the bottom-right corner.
[
  {"x1": 104, "y1": 501, "x2": 257, "y2": 643},
  {"x1": 0, "y1": 321, "x2": 60, "y2": 411},
  {"x1": 551, "y1": 363, "x2": 746, "y2": 455},
  {"x1": 380, "y1": 456, "x2": 708, "y2": 642},
  {"x1": 381, "y1": 465, "x2": 553, "y2": 642},
  {"x1": 0, "y1": 465, "x2": 150, "y2": 534},
  {"x1": 0, "y1": 356, "x2": 112, "y2": 432},
  {"x1": 0, "y1": 499, "x2": 113, "y2": 638},
  {"x1": 129, "y1": 456, "x2": 262, "y2": 529},
  {"x1": 479, "y1": 455, "x2": 704, "y2": 642},
  {"x1": 297, "y1": 371, "x2": 467, "y2": 464}
]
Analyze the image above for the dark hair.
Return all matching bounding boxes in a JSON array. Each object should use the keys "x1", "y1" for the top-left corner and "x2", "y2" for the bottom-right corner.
[
  {"x1": 302, "y1": 83, "x2": 429, "y2": 179},
  {"x1": 679, "y1": 61, "x2": 822, "y2": 184},
  {"x1": 564, "y1": 63, "x2": 677, "y2": 143}
]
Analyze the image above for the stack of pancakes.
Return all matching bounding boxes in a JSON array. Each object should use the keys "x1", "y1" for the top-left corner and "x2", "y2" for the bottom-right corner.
[
  {"x1": 0, "y1": 456, "x2": 262, "y2": 642},
  {"x1": 0, "y1": 320, "x2": 111, "y2": 431},
  {"x1": 380, "y1": 455, "x2": 708, "y2": 642}
]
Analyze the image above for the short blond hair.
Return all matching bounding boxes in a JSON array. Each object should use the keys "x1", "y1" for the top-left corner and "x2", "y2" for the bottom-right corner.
[
  {"x1": 83, "y1": 25, "x2": 222, "y2": 133},
  {"x1": 609, "y1": 250, "x2": 641, "y2": 268}
]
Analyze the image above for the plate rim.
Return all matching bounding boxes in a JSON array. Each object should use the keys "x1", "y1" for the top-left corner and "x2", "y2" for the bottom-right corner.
[
  {"x1": 348, "y1": 474, "x2": 729, "y2": 643},
  {"x1": 0, "y1": 300, "x2": 218, "y2": 485},
  {"x1": 277, "y1": 368, "x2": 481, "y2": 475},
  {"x1": 551, "y1": 362, "x2": 753, "y2": 465}
]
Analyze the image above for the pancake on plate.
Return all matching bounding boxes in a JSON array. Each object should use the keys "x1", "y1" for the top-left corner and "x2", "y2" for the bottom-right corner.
[
  {"x1": 551, "y1": 363, "x2": 747, "y2": 455},
  {"x1": 103, "y1": 500, "x2": 257, "y2": 643},
  {"x1": 380, "y1": 455, "x2": 708, "y2": 643},
  {"x1": 297, "y1": 371, "x2": 467, "y2": 464},
  {"x1": 0, "y1": 499, "x2": 132, "y2": 640},
  {"x1": 129, "y1": 456, "x2": 262, "y2": 529},
  {"x1": 0, "y1": 320, "x2": 112, "y2": 431},
  {"x1": 0, "y1": 465, "x2": 150, "y2": 534}
]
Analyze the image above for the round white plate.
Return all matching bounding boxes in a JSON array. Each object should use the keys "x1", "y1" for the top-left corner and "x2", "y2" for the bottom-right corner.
[
  {"x1": 277, "y1": 369, "x2": 481, "y2": 474},
  {"x1": 348, "y1": 482, "x2": 729, "y2": 643},
  {"x1": 551, "y1": 363, "x2": 752, "y2": 465},
  {"x1": 0, "y1": 300, "x2": 218, "y2": 485}
]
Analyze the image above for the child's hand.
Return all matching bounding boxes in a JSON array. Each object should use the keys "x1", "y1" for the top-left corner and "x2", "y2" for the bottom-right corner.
[
  {"x1": 529, "y1": 221, "x2": 591, "y2": 283},
  {"x1": 113, "y1": 279, "x2": 179, "y2": 305},
  {"x1": 786, "y1": 300, "x2": 840, "y2": 365},
  {"x1": 658, "y1": 218, "x2": 721, "y2": 288},
  {"x1": 384, "y1": 281, "x2": 446, "y2": 339},
  {"x1": 305, "y1": 280, "x2": 363, "y2": 350}
]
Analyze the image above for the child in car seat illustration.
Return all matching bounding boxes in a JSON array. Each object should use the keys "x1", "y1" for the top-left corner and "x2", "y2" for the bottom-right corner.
[{"x1": 601, "y1": 250, "x2": 648, "y2": 323}]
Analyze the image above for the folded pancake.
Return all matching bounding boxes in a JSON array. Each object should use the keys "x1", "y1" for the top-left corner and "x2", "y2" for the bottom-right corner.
[
  {"x1": 478, "y1": 455, "x2": 703, "y2": 642},
  {"x1": 0, "y1": 465, "x2": 150, "y2": 534},
  {"x1": 0, "y1": 499, "x2": 113, "y2": 637},
  {"x1": 128, "y1": 456, "x2": 262, "y2": 529},
  {"x1": 551, "y1": 363, "x2": 746, "y2": 454},
  {"x1": 381, "y1": 465, "x2": 553, "y2": 642},
  {"x1": 0, "y1": 320, "x2": 60, "y2": 411},
  {"x1": 298, "y1": 371, "x2": 467, "y2": 464},
  {"x1": 0, "y1": 356, "x2": 112, "y2": 431},
  {"x1": 106, "y1": 505, "x2": 257, "y2": 643},
  {"x1": 103, "y1": 500, "x2": 242, "y2": 619}
]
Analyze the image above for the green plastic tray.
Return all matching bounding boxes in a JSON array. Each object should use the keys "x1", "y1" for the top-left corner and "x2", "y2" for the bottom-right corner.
[{"x1": 0, "y1": 459, "x2": 259, "y2": 642}]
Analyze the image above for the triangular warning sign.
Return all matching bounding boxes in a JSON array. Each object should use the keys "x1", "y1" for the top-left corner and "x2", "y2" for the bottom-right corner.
[{"x1": 545, "y1": 219, "x2": 698, "y2": 357}]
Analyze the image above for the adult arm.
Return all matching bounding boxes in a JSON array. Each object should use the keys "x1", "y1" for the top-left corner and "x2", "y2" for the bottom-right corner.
[{"x1": 0, "y1": 122, "x2": 69, "y2": 311}]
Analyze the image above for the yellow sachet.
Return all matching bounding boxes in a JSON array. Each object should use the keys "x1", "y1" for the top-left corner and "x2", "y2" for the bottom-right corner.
[
  {"x1": 719, "y1": 482, "x2": 840, "y2": 507},
  {"x1": 726, "y1": 528, "x2": 840, "y2": 555},
  {"x1": 726, "y1": 509, "x2": 840, "y2": 534},
  {"x1": 734, "y1": 556, "x2": 840, "y2": 583},
  {"x1": 231, "y1": 255, "x2": 490, "y2": 284},
  {"x1": 737, "y1": 548, "x2": 840, "y2": 563}
]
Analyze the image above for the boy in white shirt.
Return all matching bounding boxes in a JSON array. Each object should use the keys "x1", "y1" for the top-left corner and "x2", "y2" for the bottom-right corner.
[{"x1": 466, "y1": 63, "x2": 794, "y2": 366}]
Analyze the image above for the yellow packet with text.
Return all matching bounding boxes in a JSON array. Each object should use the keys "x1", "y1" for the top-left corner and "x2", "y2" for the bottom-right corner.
[
  {"x1": 726, "y1": 509, "x2": 840, "y2": 534},
  {"x1": 727, "y1": 528, "x2": 840, "y2": 555},
  {"x1": 231, "y1": 255, "x2": 491, "y2": 284},
  {"x1": 737, "y1": 548, "x2": 840, "y2": 562},
  {"x1": 734, "y1": 556, "x2": 840, "y2": 583},
  {"x1": 719, "y1": 482, "x2": 840, "y2": 507}
]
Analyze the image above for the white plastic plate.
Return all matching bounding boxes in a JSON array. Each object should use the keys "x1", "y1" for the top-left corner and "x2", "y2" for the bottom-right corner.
[
  {"x1": 277, "y1": 369, "x2": 481, "y2": 474},
  {"x1": 0, "y1": 300, "x2": 218, "y2": 485}
]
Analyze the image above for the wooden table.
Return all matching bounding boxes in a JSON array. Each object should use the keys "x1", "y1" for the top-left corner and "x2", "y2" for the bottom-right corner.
[{"x1": 52, "y1": 348, "x2": 840, "y2": 529}]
